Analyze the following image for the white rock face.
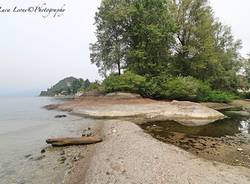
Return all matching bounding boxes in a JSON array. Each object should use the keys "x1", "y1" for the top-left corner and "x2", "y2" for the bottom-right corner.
[{"x1": 73, "y1": 100, "x2": 225, "y2": 126}]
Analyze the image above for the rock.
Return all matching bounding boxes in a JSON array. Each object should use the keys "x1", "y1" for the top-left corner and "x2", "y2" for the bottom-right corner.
[
  {"x1": 73, "y1": 156, "x2": 79, "y2": 162},
  {"x1": 58, "y1": 156, "x2": 66, "y2": 164},
  {"x1": 237, "y1": 148, "x2": 243, "y2": 152},
  {"x1": 73, "y1": 100, "x2": 225, "y2": 126},
  {"x1": 60, "y1": 151, "x2": 65, "y2": 155},
  {"x1": 82, "y1": 127, "x2": 94, "y2": 137},
  {"x1": 80, "y1": 90, "x2": 104, "y2": 97},
  {"x1": 55, "y1": 115, "x2": 67, "y2": 118},
  {"x1": 225, "y1": 111, "x2": 250, "y2": 117},
  {"x1": 43, "y1": 104, "x2": 59, "y2": 110},
  {"x1": 41, "y1": 149, "x2": 46, "y2": 154},
  {"x1": 32, "y1": 155, "x2": 45, "y2": 161},
  {"x1": 105, "y1": 92, "x2": 142, "y2": 99},
  {"x1": 24, "y1": 154, "x2": 32, "y2": 158}
]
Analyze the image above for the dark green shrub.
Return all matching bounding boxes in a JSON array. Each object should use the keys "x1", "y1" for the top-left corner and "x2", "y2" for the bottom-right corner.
[
  {"x1": 243, "y1": 92, "x2": 250, "y2": 99},
  {"x1": 206, "y1": 90, "x2": 239, "y2": 103},
  {"x1": 139, "y1": 75, "x2": 169, "y2": 98},
  {"x1": 103, "y1": 73, "x2": 238, "y2": 102},
  {"x1": 103, "y1": 71, "x2": 146, "y2": 93}
]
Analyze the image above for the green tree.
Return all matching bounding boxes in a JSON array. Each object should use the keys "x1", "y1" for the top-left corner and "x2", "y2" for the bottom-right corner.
[
  {"x1": 91, "y1": 0, "x2": 242, "y2": 94},
  {"x1": 171, "y1": 0, "x2": 242, "y2": 91},
  {"x1": 243, "y1": 54, "x2": 250, "y2": 82},
  {"x1": 71, "y1": 79, "x2": 84, "y2": 94},
  {"x1": 83, "y1": 79, "x2": 91, "y2": 88},
  {"x1": 125, "y1": 0, "x2": 176, "y2": 76},
  {"x1": 90, "y1": 0, "x2": 130, "y2": 76},
  {"x1": 90, "y1": 0, "x2": 176, "y2": 77}
]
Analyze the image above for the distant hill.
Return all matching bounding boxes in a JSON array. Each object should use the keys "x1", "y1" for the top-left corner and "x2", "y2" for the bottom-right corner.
[{"x1": 40, "y1": 77, "x2": 90, "y2": 96}]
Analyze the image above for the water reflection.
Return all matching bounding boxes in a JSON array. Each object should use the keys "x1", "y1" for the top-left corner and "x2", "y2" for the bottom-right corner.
[
  {"x1": 141, "y1": 111, "x2": 250, "y2": 138},
  {"x1": 239, "y1": 119, "x2": 250, "y2": 134}
]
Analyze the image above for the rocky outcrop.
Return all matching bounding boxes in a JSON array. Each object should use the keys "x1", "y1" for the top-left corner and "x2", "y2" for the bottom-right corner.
[
  {"x1": 105, "y1": 92, "x2": 142, "y2": 99},
  {"x1": 231, "y1": 100, "x2": 250, "y2": 113},
  {"x1": 57, "y1": 96, "x2": 225, "y2": 126}
]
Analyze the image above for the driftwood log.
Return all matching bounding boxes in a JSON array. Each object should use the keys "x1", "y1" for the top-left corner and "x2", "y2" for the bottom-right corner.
[{"x1": 46, "y1": 136, "x2": 102, "y2": 147}]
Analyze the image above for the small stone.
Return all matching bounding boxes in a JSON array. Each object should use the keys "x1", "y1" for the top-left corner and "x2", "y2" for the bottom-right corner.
[
  {"x1": 24, "y1": 154, "x2": 32, "y2": 158},
  {"x1": 33, "y1": 155, "x2": 45, "y2": 161},
  {"x1": 41, "y1": 149, "x2": 46, "y2": 154},
  {"x1": 73, "y1": 156, "x2": 79, "y2": 162},
  {"x1": 106, "y1": 171, "x2": 110, "y2": 175},
  {"x1": 237, "y1": 148, "x2": 243, "y2": 152},
  {"x1": 55, "y1": 115, "x2": 67, "y2": 118},
  {"x1": 59, "y1": 151, "x2": 65, "y2": 155},
  {"x1": 82, "y1": 128, "x2": 94, "y2": 137},
  {"x1": 112, "y1": 129, "x2": 117, "y2": 133},
  {"x1": 58, "y1": 156, "x2": 66, "y2": 164}
]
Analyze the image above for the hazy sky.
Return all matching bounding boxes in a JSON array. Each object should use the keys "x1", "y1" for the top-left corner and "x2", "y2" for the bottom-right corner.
[{"x1": 0, "y1": 0, "x2": 249, "y2": 96}]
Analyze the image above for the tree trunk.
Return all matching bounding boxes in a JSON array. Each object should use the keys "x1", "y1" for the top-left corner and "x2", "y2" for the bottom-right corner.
[{"x1": 117, "y1": 62, "x2": 121, "y2": 75}]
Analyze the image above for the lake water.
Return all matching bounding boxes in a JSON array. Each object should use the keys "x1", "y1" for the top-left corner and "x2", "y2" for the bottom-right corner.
[
  {"x1": 140, "y1": 111, "x2": 250, "y2": 138},
  {"x1": 0, "y1": 97, "x2": 90, "y2": 184},
  {"x1": 140, "y1": 111, "x2": 250, "y2": 168}
]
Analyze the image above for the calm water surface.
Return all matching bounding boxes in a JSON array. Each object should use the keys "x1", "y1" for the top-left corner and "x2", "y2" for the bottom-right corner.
[
  {"x1": 141, "y1": 111, "x2": 250, "y2": 138},
  {"x1": 0, "y1": 97, "x2": 89, "y2": 184}
]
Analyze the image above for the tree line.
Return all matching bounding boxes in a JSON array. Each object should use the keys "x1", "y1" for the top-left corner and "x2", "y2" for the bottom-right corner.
[{"x1": 90, "y1": 0, "x2": 250, "y2": 101}]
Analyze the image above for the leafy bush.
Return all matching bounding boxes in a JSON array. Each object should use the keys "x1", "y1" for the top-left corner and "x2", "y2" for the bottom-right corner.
[
  {"x1": 241, "y1": 92, "x2": 250, "y2": 99},
  {"x1": 162, "y1": 77, "x2": 211, "y2": 101},
  {"x1": 103, "y1": 71, "x2": 146, "y2": 93},
  {"x1": 205, "y1": 90, "x2": 239, "y2": 103},
  {"x1": 103, "y1": 73, "x2": 238, "y2": 102},
  {"x1": 84, "y1": 81, "x2": 104, "y2": 92}
]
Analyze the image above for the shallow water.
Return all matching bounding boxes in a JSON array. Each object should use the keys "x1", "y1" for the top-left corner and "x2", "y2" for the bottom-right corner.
[
  {"x1": 141, "y1": 111, "x2": 250, "y2": 138},
  {"x1": 0, "y1": 97, "x2": 90, "y2": 184},
  {"x1": 140, "y1": 111, "x2": 250, "y2": 167}
]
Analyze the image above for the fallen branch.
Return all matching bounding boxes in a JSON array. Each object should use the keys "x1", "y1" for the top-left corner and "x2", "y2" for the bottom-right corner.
[{"x1": 46, "y1": 136, "x2": 102, "y2": 147}]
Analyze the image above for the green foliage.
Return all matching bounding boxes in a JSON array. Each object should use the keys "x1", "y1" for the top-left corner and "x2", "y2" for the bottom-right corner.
[
  {"x1": 142, "y1": 77, "x2": 238, "y2": 102},
  {"x1": 91, "y1": 0, "x2": 176, "y2": 76},
  {"x1": 162, "y1": 77, "x2": 211, "y2": 101},
  {"x1": 90, "y1": 0, "x2": 248, "y2": 100},
  {"x1": 172, "y1": 0, "x2": 242, "y2": 91},
  {"x1": 102, "y1": 72, "x2": 238, "y2": 102},
  {"x1": 40, "y1": 77, "x2": 92, "y2": 96},
  {"x1": 84, "y1": 81, "x2": 104, "y2": 92},
  {"x1": 205, "y1": 91, "x2": 239, "y2": 103},
  {"x1": 71, "y1": 79, "x2": 84, "y2": 94},
  {"x1": 103, "y1": 71, "x2": 145, "y2": 93},
  {"x1": 243, "y1": 54, "x2": 250, "y2": 83}
]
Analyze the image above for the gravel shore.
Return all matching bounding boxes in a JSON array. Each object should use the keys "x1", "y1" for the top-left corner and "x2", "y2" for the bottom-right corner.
[{"x1": 83, "y1": 120, "x2": 250, "y2": 184}]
